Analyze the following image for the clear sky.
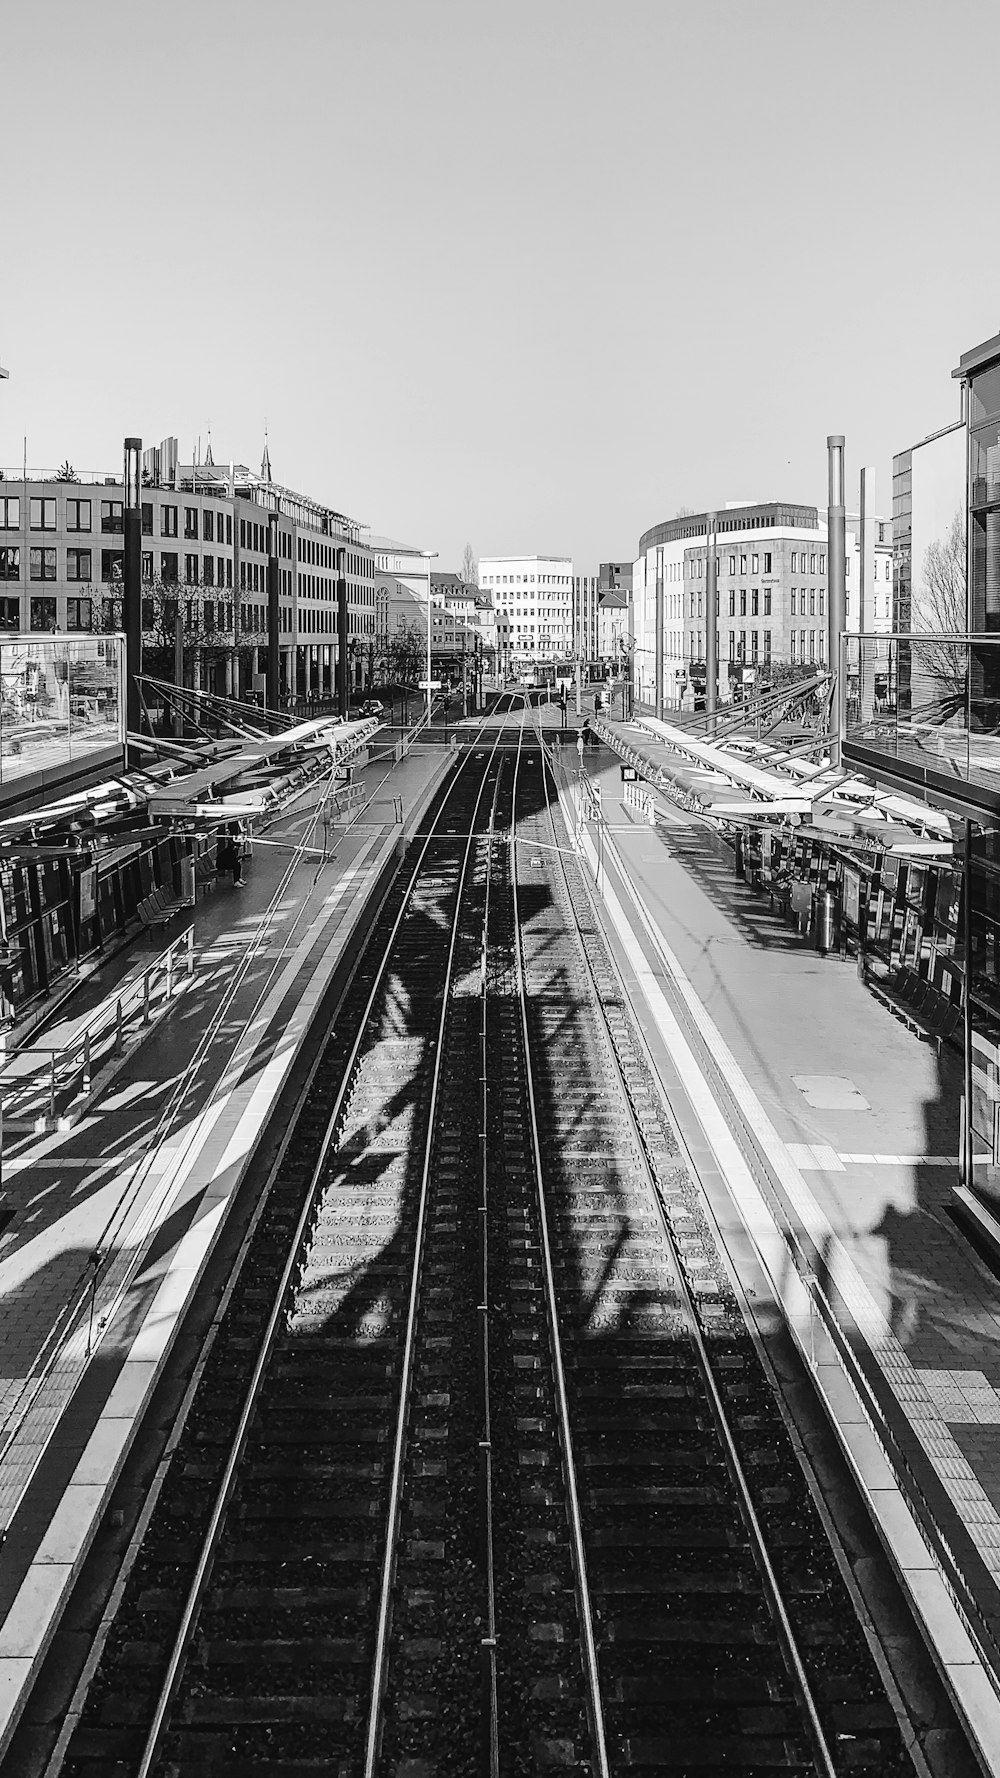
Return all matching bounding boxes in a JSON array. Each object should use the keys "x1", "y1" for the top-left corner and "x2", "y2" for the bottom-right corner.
[{"x1": 2, "y1": 0, "x2": 997, "y2": 572}]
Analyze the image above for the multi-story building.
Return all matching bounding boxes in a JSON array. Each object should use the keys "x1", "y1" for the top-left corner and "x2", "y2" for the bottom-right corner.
[
  {"x1": 572, "y1": 569, "x2": 600, "y2": 666},
  {"x1": 632, "y1": 499, "x2": 892, "y2": 708},
  {"x1": 892, "y1": 421, "x2": 966, "y2": 712},
  {"x1": 597, "y1": 562, "x2": 633, "y2": 668},
  {"x1": 0, "y1": 437, "x2": 383, "y2": 706},
  {"x1": 478, "y1": 554, "x2": 573, "y2": 676}
]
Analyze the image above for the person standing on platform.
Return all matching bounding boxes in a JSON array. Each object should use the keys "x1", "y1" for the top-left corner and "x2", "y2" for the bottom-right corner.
[{"x1": 559, "y1": 686, "x2": 568, "y2": 730}]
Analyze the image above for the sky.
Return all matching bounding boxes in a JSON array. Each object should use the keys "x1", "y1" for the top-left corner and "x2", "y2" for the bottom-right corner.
[{"x1": 2, "y1": 0, "x2": 997, "y2": 573}]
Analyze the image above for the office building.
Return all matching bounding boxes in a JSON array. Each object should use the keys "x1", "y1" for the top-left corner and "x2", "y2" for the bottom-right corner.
[
  {"x1": 478, "y1": 554, "x2": 574, "y2": 676},
  {"x1": 632, "y1": 499, "x2": 891, "y2": 709}
]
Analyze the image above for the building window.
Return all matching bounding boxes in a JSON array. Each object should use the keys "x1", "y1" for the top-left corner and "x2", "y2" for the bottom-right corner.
[
  {"x1": 67, "y1": 596, "x2": 92, "y2": 630},
  {"x1": 819, "y1": 589, "x2": 825, "y2": 616},
  {"x1": 142, "y1": 502, "x2": 153, "y2": 536},
  {"x1": 791, "y1": 551, "x2": 798, "y2": 572},
  {"x1": 226, "y1": 514, "x2": 233, "y2": 545},
  {"x1": 738, "y1": 630, "x2": 746, "y2": 661},
  {"x1": 809, "y1": 553, "x2": 816, "y2": 573},
  {"x1": 100, "y1": 499, "x2": 124, "y2": 534},
  {"x1": 141, "y1": 597, "x2": 155, "y2": 629},
  {"x1": 0, "y1": 547, "x2": 20, "y2": 581},
  {"x1": 142, "y1": 551, "x2": 154, "y2": 580},
  {"x1": 763, "y1": 552, "x2": 772, "y2": 573},
  {"x1": 763, "y1": 632, "x2": 771, "y2": 663},
  {"x1": 161, "y1": 551, "x2": 179, "y2": 583},
  {"x1": 791, "y1": 590, "x2": 797, "y2": 616},
  {"x1": 66, "y1": 498, "x2": 91, "y2": 532},
  {"x1": 0, "y1": 497, "x2": 20, "y2": 529},
  {"x1": 809, "y1": 589, "x2": 816, "y2": 616},
  {"x1": 729, "y1": 632, "x2": 735, "y2": 660},
  {"x1": 29, "y1": 546, "x2": 57, "y2": 581},
  {"x1": 791, "y1": 632, "x2": 797, "y2": 661},
  {"x1": 30, "y1": 497, "x2": 57, "y2": 531},
  {"x1": 184, "y1": 507, "x2": 199, "y2": 539},
  {"x1": 0, "y1": 597, "x2": 20, "y2": 628},
  {"x1": 751, "y1": 590, "x2": 759, "y2": 616},
  {"x1": 161, "y1": 505, "x2": 178, "y2": 538},
  {"x1": 728, "y1": 591, "x2": 735, "y2": 616},
  {"x1": 66, "y1": 547, "x2": 92, "y2": 581},
  {"x1": 739, "y1": 590, "x2": 746, "y2": 616},
  {"x1": 763, "y1": 589, "x2": 771, "y2": 616},
  {"x1": 29, "y1": 596, "x2": 57, "y2": 630},
  {"x1": 203, "y1": 510, "x2": 215, "y2": 543},
  {"x1": 185, "y1": 553, "x2": 199, "y2": 584},
  {"x1": 751, "y1": 630, "x2": 759, "y2": 661},
  {"x1": 751, "y1": 554, "x2": 759, "y2": 574},
  {"x1": 101, "y1": 548, "x2": 124, "y2": 581},
  {"x1": 740, "y1": 554, "x2": 747, "y2": 574},
  {"x1": 809, "y1": 631, "x2": 816, "y2": 662},
  {"x1": 203, "y1": 556, "x2": 215, "y2": 586},
  {"x1": 819, "y1": 552, "x2": 826, "y2": 573}
]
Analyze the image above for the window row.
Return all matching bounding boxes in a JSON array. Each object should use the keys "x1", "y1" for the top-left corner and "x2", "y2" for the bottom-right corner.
[
  {"x1": 0, "y1": 595, "x2": 93, "y2": 631},
  {"x1": 0, "y1": 496, "x2": 126, "y2": 533}
]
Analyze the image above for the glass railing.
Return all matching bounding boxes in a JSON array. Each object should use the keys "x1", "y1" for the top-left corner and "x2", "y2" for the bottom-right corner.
[
  {"x1": 842, "y1": 632, "x2": 1000, "y2": 799},
  {"x1": 0, "y1": 633, "x2": 124, "y2": 785}
]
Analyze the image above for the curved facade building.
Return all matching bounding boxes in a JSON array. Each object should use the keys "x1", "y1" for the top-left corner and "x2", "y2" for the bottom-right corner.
[{"x1": 633, "y1": 498, "x2": 892, "y2": 709}]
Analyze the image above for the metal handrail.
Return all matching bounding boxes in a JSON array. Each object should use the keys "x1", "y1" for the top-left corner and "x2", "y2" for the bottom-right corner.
[{"x1": 0, "y1": 930, "x2": 194, "y2": 1124}]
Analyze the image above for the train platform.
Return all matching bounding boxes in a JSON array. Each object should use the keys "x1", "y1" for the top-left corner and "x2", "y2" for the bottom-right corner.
[
  {"x1": 0, "y1": 729, "x2": 455, "y2": 1759},
  {"x1": 552, "y1": 713, "x2": 1000, "y2": 1768}
]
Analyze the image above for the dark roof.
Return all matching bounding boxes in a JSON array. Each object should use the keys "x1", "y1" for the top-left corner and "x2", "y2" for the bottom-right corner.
[{"x1": 953, "y1": 330, "x2": 1000, "y2": 380}]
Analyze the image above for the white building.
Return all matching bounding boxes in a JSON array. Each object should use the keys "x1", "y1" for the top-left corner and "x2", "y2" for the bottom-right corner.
[
  {"x1": 478, "y1": 554, "x2": 573, "y2": 676},
  {"x1": 632, "y1": 499, "x2": 891, "y2": 710}
]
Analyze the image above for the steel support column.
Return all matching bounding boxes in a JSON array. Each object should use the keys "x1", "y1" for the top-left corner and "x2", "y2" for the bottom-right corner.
[
  {"x1": 266, "y1": 511, "x2": 280, "y2": 714},
  {"x1": 705, "y1": 512, "x2": 718, "y2": 732},
  {"x1": 123, "y1": 437, "x2": 143, "y2": 755},
  {"x1": 827, "y1": 435, "x2": 847, "y2": 765},
  {"x1": 336, "y1": 548, "x2": 348, "y2": 719}
]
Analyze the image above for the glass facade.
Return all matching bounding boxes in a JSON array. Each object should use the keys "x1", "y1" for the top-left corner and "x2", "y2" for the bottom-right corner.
[
  {"x1": 0, "y1": 633, "x2": 123, "y2": 788},
  {"x1": 968, "y1": 353, "x2": 1000, "y2": 713}
]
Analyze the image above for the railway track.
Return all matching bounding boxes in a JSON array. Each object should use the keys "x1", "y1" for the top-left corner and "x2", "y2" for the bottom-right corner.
[{"x1": 49, "y1": 702, "x2": 921, "y2": 1777}]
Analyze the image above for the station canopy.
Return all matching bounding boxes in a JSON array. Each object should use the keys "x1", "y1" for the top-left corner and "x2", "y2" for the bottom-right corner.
[
  {"x1": 0, "y1": 712, "x2": 380, "y2": 861},
  {"x1": 603, "y1": 713, "x2": 955, "y2": 856}
]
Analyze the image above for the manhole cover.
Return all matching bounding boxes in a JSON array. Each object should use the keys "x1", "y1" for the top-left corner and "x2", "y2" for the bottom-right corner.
[{"x1": 792, "y1": 1075, "x2": 870, "y2": 1110}]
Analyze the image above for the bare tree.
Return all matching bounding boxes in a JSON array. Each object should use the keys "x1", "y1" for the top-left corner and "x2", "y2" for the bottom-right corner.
[
  {"x1": 675, "y1": 504, "x2": 696, "y2": 519},
  {"x1": 461, "y1": 541, "x2": 478, "y2": 586},
  {"x1": 387, "y1": 619, "x2": 425, "y2": 687},
  {"x1": 914, "y1": 510, "x2": 967, "y2": 713}
]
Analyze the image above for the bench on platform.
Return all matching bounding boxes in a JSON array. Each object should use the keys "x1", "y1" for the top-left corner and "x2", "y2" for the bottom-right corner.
[{"x1": 867, "y1": 967, "x2": 962, "y2": 1057}]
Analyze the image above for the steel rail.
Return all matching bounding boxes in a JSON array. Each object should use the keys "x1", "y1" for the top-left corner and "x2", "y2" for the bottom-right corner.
[
  {"x1": 361, "y1": 702, "x2": 519, "y2": 1778},
  {"x1": 133, "y1": 693, "x2": 519, "y2": 1778},
  {"x1": 536, "y1": 736, "x2": 840, "y2": 1778},
  {"x1": 509, "y1": 732, "x2": 613, "y2": 1778},
  {"x1": 478, "y1": 754, "x2": 505, "y2": 1778}
]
